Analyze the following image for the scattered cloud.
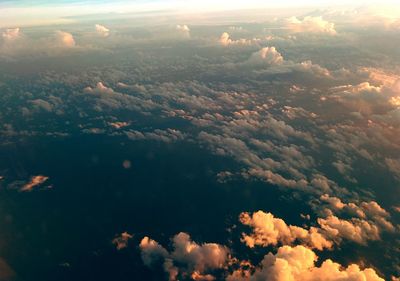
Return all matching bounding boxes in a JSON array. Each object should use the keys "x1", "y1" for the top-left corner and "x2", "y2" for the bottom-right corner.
[
  {"x1": 219, "y1": 32, "x2": 252, "y2": 46},
  {"x1": 55, "y1": 31, "x2": 75, "y2": 48},
  {"x1": 84, "y1": 82, "x2": 115, "y2": 95},
  {"x1": 139, "y1": 233, "x2": 229, "y2": 281},
  {"x1": 285, "y1": 16, "x2": 337, "y2": 35},
  {"x1": 95, "y1": 24, "x2": 110, "y2": 37},
  {"x1": 246, "y1": 47, "x2": 284, "y2": 65},
  {"x1": 176, "y1": 24, "x2": 190, "y2": 38},
  {"x1": 126, "y1": 129, "x2": 186, "y2": 143},
  {"x1": 20, "y1": 175, "x2": 49, "y2": 192},
  {"x1": 239, "y1": 211, "x2": 333, "y2": 250},
  {"x1": 2, "y1": 27, "x2": 20, "y2": 41},
  {"x1": 112, "y1": 232, "x2": 133, "y2": 250},
  {"x1": 227, "y1": 245, "x2": 384, "y2": 281}
]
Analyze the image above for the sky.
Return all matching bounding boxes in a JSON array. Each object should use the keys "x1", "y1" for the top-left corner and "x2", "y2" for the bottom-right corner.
[{"x1": 1, "y1": 0, "x2": 400, "y2": 27}]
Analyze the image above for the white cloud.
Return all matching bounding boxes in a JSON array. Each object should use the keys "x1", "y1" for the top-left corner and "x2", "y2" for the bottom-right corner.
[
  {"x1": 2, "y1": 28, "x2": 20, "y2": 41},
  {"x1": 312, "y1": 194, "x2": 395, "y2": 244},
  {"x1": 328, "y1": 79, "x2": 400, "y2": 116},
  {"x1": 139, "y1": 233, "x2": 229, "y2": 281},
  {"x1": 317, "y1": 215, "x2": 381, "y2": 245},
  {"x1": 95, "y1": 24, "x2": 110, "y2": 37},
  {"x1": 55, "y1": 31, "x2": 75, "y2": 47},
  {"x1": 244, "y1": 47, "x2": 331, "y2": 78},
  {"x1": 285, "y1": 16, "x2": 337, "y2": 35},
  {"x1": 84, "y1": 82, "x2": 115, "y2": 95},
  {"x1": 176, "y1": 24, "x2": 190, "y2": 32},
  {"x1": 219, "y1": 32, "x2": 252, "y2": 46},
  {"x1": 239, "y1": 211, "x2": 333, "y2": 250},
  {"x1": 227, "y1": 245, "x2": 384, "y2": 281},
  {"x1": 246, "y1": 47, "x2": 284, "y2": 65},
  {"x1": 176, "y1": 24, "x2": 191, "y2": 38}
]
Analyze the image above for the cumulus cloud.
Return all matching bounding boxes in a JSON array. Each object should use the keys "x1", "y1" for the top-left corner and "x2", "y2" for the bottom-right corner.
[
  {"x1": 241, "y1": 197, "x2": 395, "y2": 250},
  {"x1": 139, "y1": 232, "x2": 229, "y2": 281},
  {"x1": 239, "y1": 211, "x2": 333, "y2": 250},
  {"x1": 140, "y1": 236, "x2": 169, "y2": 267},
  {"x1": 95, "y1": 24, "x2": 110, "y2": 37},
  {"x1": 318, "y1": 194, "x2": 392, "y2": 221},
  {"x1": 292, "y1": 60, "x2": 331, "y2": 77},
  {"x1": 317, "y1": 215, "x2": 382, "y2": 245},
  {"x1": 81, "y1": 82, "x2": 157, "y2": 113},
  {"x1": 244, "y1": 46, "x2": 331, "y2": 77},
  {"x1": 20, "y1": 175, "x2": 49, "y2": 192},
  {"x1": 328, "y1": 78, "x2": 400, "y2": 116},
  {"x1": 2, "y1": 28, "x2": 20, "y2": 41},
  {"x1": 108, "y1": 121, "x2": 130, "y2": 129},
  {"x1": 246, "y1": 47, "x2": 284, "y2": 65},
  {"x1": 176, "y1": 24, "x2": 190, "y2": 32},
  {"x1": 219, "y1": 32, "x2": 252, "y2": 46},
  {"x1": 55, "y1": 31, "x2": 75, "y2": 47},
  {"x1": 311, "y1": 194, "x2": 396, "y2": 244},
  {"x1": 176, "y1": 24, "x2": 190, "y2": 38},
  {"x1": 285, "y1": 16, "x2": 337, "y2": 35},
  {"x1": 126, "y1": 128, "x2": 186, "y2": 143},
  {"x1": 331, "y1": 82, "x2": 382, "y2": 96},
  {"x1": 112, "y1": 232, "x2": 133, "y2": 250},
  {"x1": 84, "y1": 82, "x2": 115, "y2": 95},
  {"x1": 227, "y1": 245, "x2": 384, "y2": 281}
]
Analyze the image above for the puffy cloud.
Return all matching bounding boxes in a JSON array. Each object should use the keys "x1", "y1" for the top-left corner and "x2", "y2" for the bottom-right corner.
[
  {"x1": 55, "y1": 31, "x2": 75, "y2": 47},
  {"x1": 329, "y1": 79, "x2": 400, "y2": 116},
  {"x1": 191, "y1": 271, "x2": 216, "y2": 281},
  {"x1": 239, "y1": 211, "x2": 333, "y2": 250},
  {"x1": 108, "y1": 121, "x2": 130, "y2": 129},
  {"x1": 95, "y1": 24, "x2": 110, "y2": 37},
  {"x1": 139, "y1": 236, "x2": 169, "y2": 267},
  {"x1": 112, "y1": 232, "x2": 133, "y2": 250},
  {"x1": 139, "y1": 232, "x2": 229, "y2": 281},
  {"x1": 29, "y1": 99, "x2": 54, "y2": 112},
  {"x1": 245, "y1": 168, "x2": 309, "y2": 191},
  {"x1": 292, "y1": 60, "x2": 331, "y2": 77},
  {"x1": 126, "y1": 128, "x2": 186, "y2": 143},
  {"x1": 219, "y1": 32, "x2": 252, "y2": 46},
  {"x1": 317, "y1": 215, "x2": 381, "y2": 245},
  {"x1": 81, "y1": 82, "x2": 157, "y2": 113},
  {"x1": 176, "y1": 24, "x2": 190, "y2": 38},
  {"x1": 285, "y1": 16, "x2": 337, "y2": 35},
  {"x1": 176, "y1": 24, "x2": 190, "y2": 32},
  {"x1": 228, "y1": 245, "x2": 384, "y2": 281},
  {"x1": 246, "y1": 47, "x2": 284, "y2": 65},
  {"x1": 20, "y1": 175, "x2": 49, "y2": 192},
  {"x1": 244, "y1": 47, "x2": 331, "y2": 78},
  {"x1": 219, "y1": 32, "x2": 231, "y2": 46},
  {"x1": 314, "y1": 195, "x2": 395, "y2": 244},
  {"x1": 2, "y1": 27, "x2": 20, "y2": 41},
  {"x1": 359, "y1": 68, "x2": 400, "y2": 87},
  {"x1": 84, "y1": 82, "x2": 115, "y2": 95},
  {"x1": 332, "y1": 82, "x2": 382, "y2": 95},
  {"x1": 319, "y1": 194, "x2": 392, "y2": 221},
  {"x1": 241, "y1": 197, "x2": 396, "y2": 250}
]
